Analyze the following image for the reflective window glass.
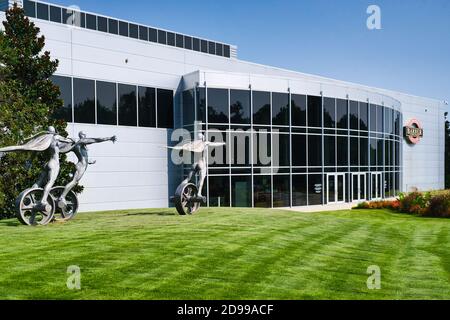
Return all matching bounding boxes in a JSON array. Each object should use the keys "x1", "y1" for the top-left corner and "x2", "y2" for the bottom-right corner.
[
  {"x1": 167, "y1": 32, "x2": 175, "y2": 46},
  {"x1": 149, "y1": 28, "x2": 157, "y2": 42},
  {"x1": 208, "y1": 41, "x2": 216, "y2": 54},
  {"x1": 184, "y1": 36, "x2": 192, "y2": 50},
  {"x1": 176, "y1": 34, "x2": 184, "y2": 48},
  {"x1": 272, "y1": 92, "x2": 289, "y2": 126},
  {"x1": 139, "y1": 26, "x2": 148, "y2": 41},
  {"x1": 49, "y1": 6, "x2": 61, "y2": 23},
  {"x1": 118, "y1": 84, "x2": 137, "y2": 126},
  {"x1": 208, "y1": 88, "x2": 229, "y2": 123},
  {"x1": 24, "y1": 0, "x2": 36, "y2": 18},
  {"x1": 129, "y1": 24, "x2": 138, "y2": 39},
  {"x1": 337, "y1": 136, "x2": 348, "y2": 166},
  {"x1": 97, "y1": 81, "x2": 117, "y2": 125},
  {"x1": 349, "y1": 101, "x2": 358, "y2": 130},
  {"x1": 157, "y1": 89, "x2": 174, "y2": 128},
  {"x1": 292, "y1": 175, "x2": 307, "y2": 206},
  {"x1": 292, "y1": 135, "x2": 306, "y2": 166},
  {"x1": 97, "y1": 16, "x2": 107, "y2": 32},
  {"x1": 36, "y1": 2, "x2": 48, "y2": 20},
  {"x1": 193, "y1": 38, "x2": 200, "y2": 51},
  {"x1": 232, "y1": 176, "x2": 252, "y2": 207},
  {"x1": 254, "y1": 176, "x2": 271, "y2": 208},
  {"x1": 308, "y1": 174, "x2": 323, "y2": 205},
  {"x1": 253, "y1": 91, "x2": 271, "y2": 125},
  {"x1": 323, "y1": 97, "x2": 336, "y2": 128},
  {"x1": 336, "y1": 99, "x2": 348, "y2": 129},
  {"x1": 51, "y1": 75, "x2": 72, "y2": 122},
  {"x1": 359, "y1": 102, "x2": 369, "y2": 131},
  {"x1": 324, "y1": 135, "x2": 336, "y2": 167},
  {"x1": 273, "y1": 175, "x2": 290, "y2": 207},
  {"x1": 86, "y1": 14, "x2": 96, "y2": 30},
  {"x1": 209, "y1": 176, "x2": 230, "y2": 207},
  {"x1": 138, "y1": 87, "x2": 156, "y2": 128},
  {"x1": 158, "y1": 30, "x2": 167, "y2": 44},
  {"x1": 230, "y1": 90, "x2": 250, "y2": 124},
  {"x1": 308, "y1": 95, "x2": 322, "y2": 128},
  {"x1": 291, "y1": 94, "x2": 306, "y2": 127},
  {"x1": 308, "y1": 135, "x2": 322, "y2": 166},
  {"x1": 73, "y1": 78, "x2": 95, "y2": 124},
  {"x1": 119, "y1": 21, "x2": 128, "y2": 36},
  {"x1": 108, "y1": 19, "x2": 118, "y2": 34}
]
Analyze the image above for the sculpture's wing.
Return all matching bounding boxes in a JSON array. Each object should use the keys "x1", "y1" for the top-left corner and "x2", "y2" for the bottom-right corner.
[
  {"x1": 0, "y1": 133, "x2": 53, "y2": 153},
  {"x1": 207, "y1": 142, "x2": 226, "y2": 148},
  {"x1": 166, "y1": 140, "x2": 206, "y2": 153}
]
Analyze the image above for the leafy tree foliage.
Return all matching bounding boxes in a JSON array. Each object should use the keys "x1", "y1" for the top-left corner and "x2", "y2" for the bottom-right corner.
[{"x1": 0, "y1": 4, "x2": 81, "y2": 218}]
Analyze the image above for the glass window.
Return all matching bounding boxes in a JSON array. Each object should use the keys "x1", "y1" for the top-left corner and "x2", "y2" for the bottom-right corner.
[
  {"x1": 86, "y1": 14, "x2": 96, "y2": 30},
  {"x1": 51, "y1": 75, "x2": 72, "y2": 122},
  {"x1": 385, "y1": 108, "x2": 392, "y2": 134},
  {"x1": 201, "y1": 40, "x2": 208, "y2": 53},
  {"x1": 149, "y1": 28, "x2": 157, "y2": 42},
  {"x1": 360, "y1": 137, "x2": 368, "y2": 166},
  {"x1": 97, "y1": 16, "x2": 107, "y2": 32},
  {"x1": 193, "y1": 38, "x2": 200, "y2": 51},
  {"x1": 308, "y1": 174, "x2": 323, "y2": 205},
  {"x1": 377, "y1": 105, "x2": 384, "y2": 133},
  {"x1": 231, "y1": 132, "x2": 251, "y2": 167},
  {"x1": 24, "y1": 0, "x2": 36, "y2": 18},
  {"x1": 118, "y1": 84, "x2": 137, "y2": 127},
  {"x1": 49, "y1": 6, "x2": 61, "y2": 23},
  {"x1": 394, "y1": 111, "x2": 400, "y2": 136},
  {"x1": 324, "y1": 135, "x2": 336, "y2": 167},
  {"x1": 215, "y1": 43, "x2": 223, "y2": 56},
  {"x1": 292, "y1": 135, "x2": 306, "y2": 167},
  {"x1": 97, "y1": 81, "x2": 117, "y2": 125},
  {"x1": 274, "y1": 134, "x2": 290, "y2": 167},
  {"x1": 208, "y1": 41, "x2": 216, "y2": 54},
  {"x1": 272, "y1": 92, "x2": 289, "y2": 126},
  {"x1": 253, "y1": 91, "x2": 271, "y2": 125},
  {"x1": 308, "y1": 135, "x2": 322, "y2": 166},
  {"x1": 308, "y1": 95, "x2": 322, "y2": 128},
  {"x1": 231, "y1": 176, "x2": 252, "y2": 207},
  {"x1": 323, "y1": 97, "x2": 336, "y2": 128},
  {"x1": 349, "y1": 101, "x2": 358, "y2": 130},
  {"x1": 208, "y1": 88, "x2": 228, "y2": 123},
  {"x1": 61, "y1": 9, "x2": 73, "y2": 25},
  {"x1": 254, "y1": 130, "x2": 271, "y2": 167},
  {"x1": 370, "y1": 138, "x2": 377, "y2": 166},
  {"x1": 292, "y1": 175, "x2": 307, "y2": 206},
  {"x1": 176, "y1": 34, "x2": 184, "y2": 48},
  {"x1": 73, "y1": 78, "x2": 95, "y2": 124},
  {"x1": 337, "y1": 136, "x2": 348, "y2": 166},
  {"x1": 254, "y1": 176, "x2": 271, "y2": 208},
  {"x1": 336, "y1": 99, "x2": 348, "y2": 129},
  {"x1": 350, "y1": 137, "x2": 358, "y2": 166},
  {"x1": 208, "y1": 131, "x2": 228, "y2": 167},
  {"x1": 208, "y1": 176, "x2": 230, "y2": 207},
  {"x1": 119, "y1": 21, "x2": 128, "y2": 36},
  {"x1": 129, "y1": 24, "x2": 138, "y2": 39},
  {"x1": 182, "y1": 90, "x2": 194, "y2": 127},
  {"x1": 370, "y1": 104, "x2": 377, "y2": 132},
  {"x1": 273, "y1": 175, "x2": 290, "y2": 207},
  {"x1": 359, "y1": 102, "x2": 368, "y2": 131},
  {"x1": 291, "y1": 94, "x2": 306, "y2": 127},
  {"x1": 158, "y1": 30, "x2": 167, "y2": 44},
  {"x1": 377, "y1": 140, "x2": 384, "y2": 166},
  {"x1": 230, "y1": 89, "x2": 250, "y2": 124},
  {"x1": 157, "y1": 89, "x2": 174, "y2": 129},
  {"x1": 224, "y1": 45, "x2": 231, "y2": 58},
  {"x1": 167, "y1": 32, "x2": 175, "y2": 46},
  {"x1": 108, "y1": 19, "x2": 118, "y2": 34},
  {"x1": 138, "y1": 87, "x2": 156, "y2": 128},
  {"x1": 139, "y1": 26, "x2": 148, "y2": 41},
  {"x1": 184, "y1": 36, "x2": 192, "y2": 50},
  {"x1": 196, "y1": 87, "x2": 206, "y2": 123},
  {"x1": 36, "y1": 2, "x2": 48, "y2": 20}
]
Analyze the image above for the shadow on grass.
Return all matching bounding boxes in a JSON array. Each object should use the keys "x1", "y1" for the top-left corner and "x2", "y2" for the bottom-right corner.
[{"x1": 0, "y1": 220, "x2": 23, "y2": 227}]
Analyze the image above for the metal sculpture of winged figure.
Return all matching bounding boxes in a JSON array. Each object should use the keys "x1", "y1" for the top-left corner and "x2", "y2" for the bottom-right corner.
[
  {"x1": 168, "y1": 133, "x2": 225, "y2": 215},
  {"x1": 0, "y1": 126, "x2": 116, "y2": 226}
]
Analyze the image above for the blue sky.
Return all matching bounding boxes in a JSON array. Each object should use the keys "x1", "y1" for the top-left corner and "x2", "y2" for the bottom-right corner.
[{"x1": 48, "y1": 0, "x2": 450, "y2": 101}]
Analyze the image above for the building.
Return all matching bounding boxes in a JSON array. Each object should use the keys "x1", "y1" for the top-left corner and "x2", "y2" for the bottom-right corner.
[{"x1": 0, "y1": 0, "x2": 447, "y2": 212}]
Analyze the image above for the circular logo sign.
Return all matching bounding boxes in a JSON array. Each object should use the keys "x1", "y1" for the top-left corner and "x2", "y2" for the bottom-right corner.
[{"x1": 404, "y1": 119, "x2": 423, "y2": 144}]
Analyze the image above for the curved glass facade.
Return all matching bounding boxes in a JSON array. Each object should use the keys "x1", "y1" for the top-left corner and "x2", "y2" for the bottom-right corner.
[{"x1": 183, "y1": 87, "x2": 403, "y2": 208}]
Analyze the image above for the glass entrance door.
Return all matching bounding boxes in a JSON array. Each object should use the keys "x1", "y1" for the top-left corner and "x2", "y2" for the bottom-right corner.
[
  {"x1": 352, "y1": 173, "x2": 366, "y2": 202},
  {"x1": 327, "y1": 174, "x2": 345, "y2": 204},
  {"x1": 371, "y1": 172, "x2": 383, "y2": 200}
]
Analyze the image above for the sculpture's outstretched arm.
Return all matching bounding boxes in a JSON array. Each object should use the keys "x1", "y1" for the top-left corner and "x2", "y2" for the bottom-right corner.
[{"x1": 78, "y1": 136, "x2": 117, "y2": 146}]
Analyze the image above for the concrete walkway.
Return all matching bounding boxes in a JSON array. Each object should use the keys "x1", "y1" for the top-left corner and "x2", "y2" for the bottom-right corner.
[{"x1": 278, "y1": 202, "x2": 359, "y2": 213}]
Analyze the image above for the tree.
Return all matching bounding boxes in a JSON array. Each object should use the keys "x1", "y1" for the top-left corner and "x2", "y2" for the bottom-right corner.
[{"x1": 0, "y1": 4, "x2": 80, "y2": 219}]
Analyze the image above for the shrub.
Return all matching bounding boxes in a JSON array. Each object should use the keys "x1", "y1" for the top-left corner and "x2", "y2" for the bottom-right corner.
[
  {"x1": 425, "y1": 194, "x2": 450, "y2": 218},
  {"x1": 397, "y1": 192, "x2": 430, "y2": 214}
]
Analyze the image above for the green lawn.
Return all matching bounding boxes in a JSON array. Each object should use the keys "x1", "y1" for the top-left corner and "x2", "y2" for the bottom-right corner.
[{"x1": 0, "y1": 208, "x2": 449, "y2": 300}]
